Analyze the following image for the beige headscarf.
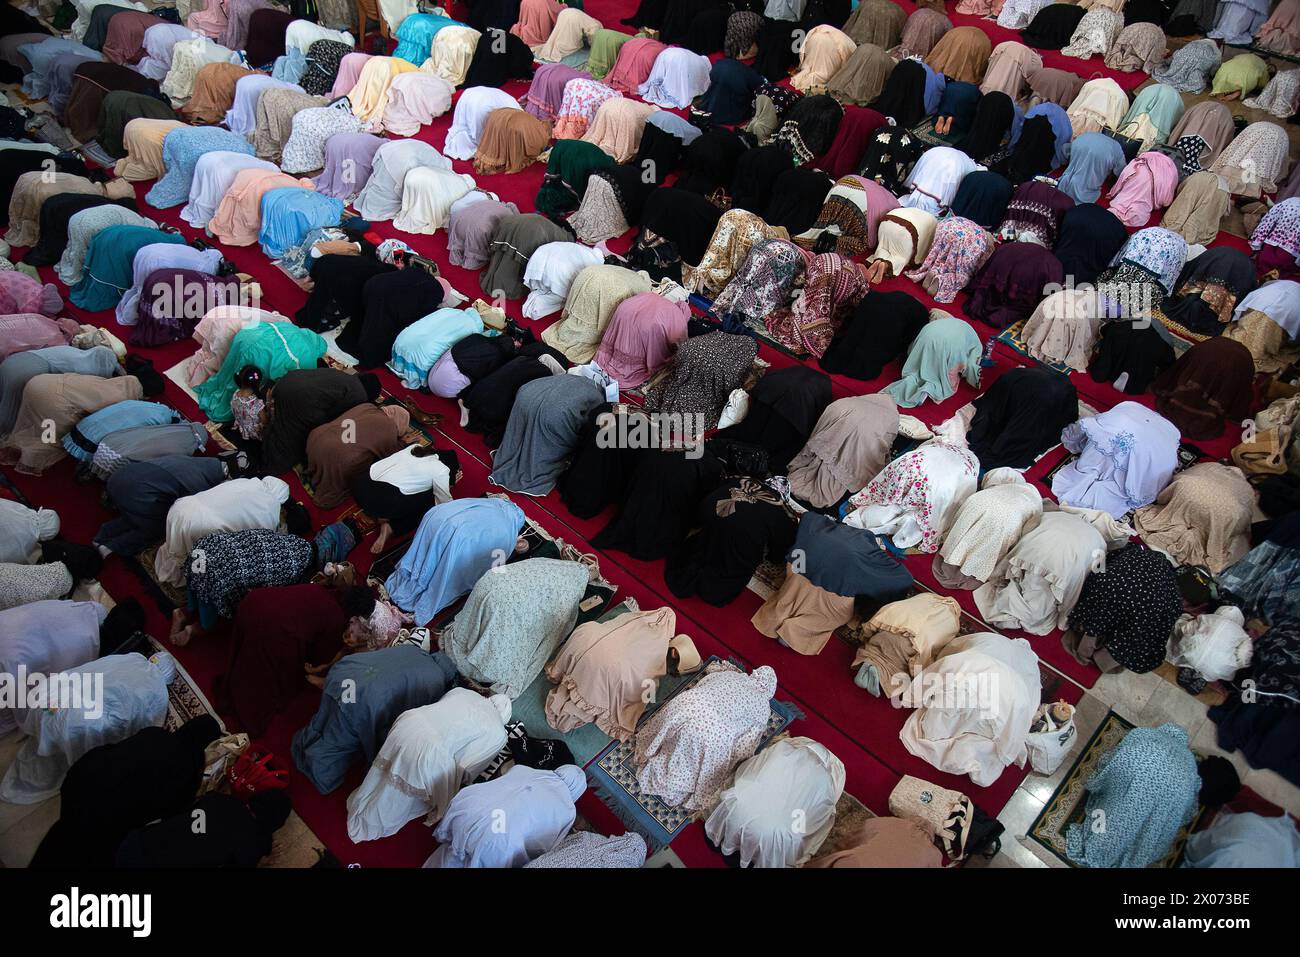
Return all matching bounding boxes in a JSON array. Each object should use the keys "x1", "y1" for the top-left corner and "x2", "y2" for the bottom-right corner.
[
  {"x1": 1133, "y1": 462, "x2": 1255, "y2": 573},
  {"x1": 8, "y1": 373, "x2": 144, "y2": 473},
  {"x1": 925, "y1": 26, "x2": 992, "y2": 84},
  {"x1": 541, "y1": 263, "x2": 652, "y2": 363},
  {"x1": 787, "y1": 394, "x2": 900, "y2": 508},
  {"x1": 791, "y1": 24, "x2": 857, "y2": 94},
  {"x1": 582, "y1": 97, "x2": 657, "y2": 162},
  {"x1": 827, "y1": 43, "x2": 897, "y2": 106},
  {"x1": 1161, "y1": 171, "x2": 1231, "y2": 245},
  {"x1": 183, "y1": 62, "x2": 255, "y2": 124},
  {"x1": 473, "y1": 108, "x2": 552, "y2": 175}
]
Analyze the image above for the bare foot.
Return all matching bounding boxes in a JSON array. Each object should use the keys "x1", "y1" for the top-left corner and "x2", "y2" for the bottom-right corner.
[
  {"x1": 170, "y1": 625, "x2": 193, "y2": 647},
  {"x1": 306, "y1": 674, "x2": 326, "y2": 689},
  {"x1": 370, "y1": 522, "x2": 392, "y2": 555},
  {"x1": 168, "y1": 609, "x2": 189, "y2": 643}
]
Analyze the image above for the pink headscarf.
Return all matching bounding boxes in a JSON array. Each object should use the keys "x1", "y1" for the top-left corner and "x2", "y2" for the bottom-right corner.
[
  {"x1": 1107, "y1": 151, "x2": 1180, "y2": 228},
  {"x1": 594, "y1": 292, "x2": 690, "y2": 389},
  {"x1": 0, "y1": 272, "x2": 64, "y2": 317}
]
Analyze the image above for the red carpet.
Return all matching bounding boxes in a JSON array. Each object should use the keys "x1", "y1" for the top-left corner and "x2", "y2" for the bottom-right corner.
[{"x1": 0, "y1": 0, "x2": 1247, "y2": 866}]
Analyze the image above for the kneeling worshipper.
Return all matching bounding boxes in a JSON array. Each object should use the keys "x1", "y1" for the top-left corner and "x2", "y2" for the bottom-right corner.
[
  {"x1": 0, "y1": 347, "x2": 119, "y2": 438},
  {"x1": 193, "y1": 321, "x2": 328, "y2": 425},
  {"x1": 542, "y1": 263, "x2": 654, "y2": 364},
  {"x1": 292, "y1": 644, "x2": 460, "y2": 795},
  {"x1": 1067, "y1": 724, "x2": 1240, "y2": 867},
  {"x1": 852, "y1": 593, "x2": 963, "y2": 700},
  {"x1": 663, "y1": 477, "x2": 800, "y2": 607},
  {"x1": 545, "y1": 607, "x2": 701, "y2": 738},
  {"x1": 843, "y1": 439, "x2": 980, "y2": 554},
  {"x1": 819, "y1": 291, "x2": 930, "y2": 383},
  {"x1": 899, "y1": 633, "x2": 1040, "y2": 788},
  {"x1": 704, "y1": 737, "x2": 845, "y2": 868},
  {"x1": 975, "y1": 509, "x2": 1107, "y2": 636},
  {"x1": 1217, "y1": 512, "x2": 1300, "y2": 624},
  {"x1": 709, "y1": 367, "x2": 833, "y2": 474},
  {"x1": 754, "y1": 511, "x2": 915, "y2": 656},
  {"x1": 0, "y1": 271, "x2": 62, "y2": 317},
  {"x1": 0, "y1": 650, "x2": 176, "y2": 804},
  {"x1": 3, "y1": 372, "x2": 146, "y2": 475},
  {"x1": 1184, "y1": 810, "x2": 1300, "y2": 868},
  {"x1": 488, "y1": 374, "x2": 607, "y2": 495},
  {"x1": 1167, "y1": 606, "x2": 1254, "y2": 687},
  {"x1": 1133, "y1": 463, "x2": 1255, "y2": 574},
  {"x1": 218, "y1": 582, "x2": 365, "y2": 737},
  {"x1": 591, "y1": 292, "x2": 690, "y2": 391},
  {"x1": 440, "y1": 557, "x2": 591, "y2": 698},
  {"x1": 807, "y1": 816, "x2": 943, "y2": 868},
  {"x1": 0, "y1": 546, "x2": 99, "y2": 611},
  {"x1": 427, "y1": 763, "x2": 587, "y2": 868},
  {"x1": 303, "y1": 403, "x2": 410, "y2": 509},
  {"x1": 933, "y1": 470, "x2": 1044, "y2": 590},
  {"x1": 1020, "y1": 288, "x2": 1108, "y2": 372},
  {"x1": 882, "y1": 311, "x2": 983, "y2": 409},
  {"x1": 0, "y1": 599, "x2": 130, "y2": 735},
  {"x1": 786, "y1": 394, "x2": 900, "y2": 511},
  {"x1": 172, "y1": 523, "x2": 357, "y2": 642},
  {"x1": 384, "y1": 497, "x2": 526, "y2": 626},
  {"x1": 592, "y1": 448, "x2": 727, "y2": 562},
  {"x1": 460, "y1": 344, "x2": 569, "y2": 446},
  {"x1": 525, "y1": 830, "x2": 649, "y2": 868},
  {"x1": 0, "y1": 313, "x2": 79, "y2": 363},
  {"x1": 966, "y1": 367, "x2": 1079, "y2": 471},
  {"x1": 0, "y1": 499, "x2": 60, "y2": 564},
  {"x1": 1150, "y1": 337, "x2": 1256, "y2": 441},
  {"x1": 1063, "y1": 542, "x2": 1184, "y2": 674},
  {"x1": 643, "y1": 330, "x2": 758, "y2": 431},
  {"x1": 1249, "y1": 199, "x2": 1300, "y2": 280},
  {"x1": 152, "y1": 475, "x2": 292, "y2": 587},
  {"x1": 30, "y1": 715, "x2": 221, "y2": 869},
  {"x1": 259, "y1": 368, "x2": 378, "y2": 474},
  {"x1": 352, "y1": 443, "x2": 460, "y2": 555},
  {"x1": 115, "y1": 790, "x2": 292, "y2": 868},
  {"x1": 95, "y1": 454, "x2": 231, "y2": 557},
  {"x1": 1224, "y1": 280, "x2": 1300, "y2": 373},
  {"x1": 346, "y1": 689, "x2": 512, "y2": 842},
  {"x1": 1051, "y1": 402, "x2": 1181, "y2": 518},
  {"x1": 60, "y1": 397, "x2": 182, "y2": 472},
  {"x1": 634, "y1": 663, "x2": 777, "y2": 811}
]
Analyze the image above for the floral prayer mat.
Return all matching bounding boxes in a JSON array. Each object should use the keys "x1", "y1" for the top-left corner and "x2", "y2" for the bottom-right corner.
[{"x1": 586, "y1": 657, "x2": 802, "y2": 851}]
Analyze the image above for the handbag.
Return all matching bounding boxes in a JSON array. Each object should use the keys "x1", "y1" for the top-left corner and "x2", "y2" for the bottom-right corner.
[{"x1": 888, "y1": 775, "x2": 972, "y2": 861}]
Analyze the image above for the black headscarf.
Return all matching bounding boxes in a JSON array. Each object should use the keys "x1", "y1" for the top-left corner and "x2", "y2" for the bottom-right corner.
[
  {"x1": 820, "y1": 290, "x2": 929, "y2": 380},
  {"x1": 66, "y1": 61, "x2": 162, "y2": 143},
  {"x1": 464, "y1": 0, "x2": 522, "y2": 31},
  {"x1": 730, "y1": 143, "x2": 795, "y2": 214},
  {"x1": 683, "y1": 3, "x2": 731, "y2": 54},
  {"x1": 115, "y1": 791, "x2": 293, "y2": 867},
  {"x1": 462, "y1": 351, "x2": 555, "y2": 446},
  {"x1": 461, "y1": 28, "x2": 535, "y2": 88},
  {"x1": 24, "y1": 193, "x2": 135, "y2": 266},
  {"x1": 300, "y1": 40, "x2": 353, "y2": 96},
  {"x1": 593, "y1": 448, "x2": 727, "y2": 560},
  {"x1": 764, "y1": 167, "x2": 834, "y2": 234},
  {"x1": 623, "y1": 0, "x2": 668, "y2": 29},
  {"x1": 593, "y1": 163, "x2": 657, "y2": 227},
  {"x1": 949, "y1": 169, "x2": 1014, "y2": 230},
  {"x1": 244, "y1": 9, "x2": 295, "y2": 67},
  {"x1": 1068, "y1": 543, "x2": 1184, "y2": 673},
  {"x1": 338, "y1": 267, "x2": 445, "y2": 369},
  {"x1": 779, "y1": 93, "x2": 843, "y2": 158},
  {"x1": 870, "y1": 57, "x2": 928, "y2": 129},
  {"x1": 639, "y1": 187, "x2": 725, "y2": 266},
  {"x1": 1124, "y1": 0, "x2": 1170, "y2": 26},
  {"x1": 695, "y1": 56, "x2": 764, "y2": 126},
  {"x1": 97, "y1": 90, "x2": 176, "y2": 158},
  {"x1": 295, "y1": 254, "x2": 397, "y2": 332},
  {"x1": 1053, "y1": 203, "x2": 1129, "y2": 285},
  {"x1": 83, "y1": 4, "x2": 131, "y2": 50},
  {"x1": 676, "y1": 127, "x2": 748, "y2": 195},
  {"x1": 632, "y1": 123, "x2": 689, "y2": 186},
  {"x1": 754, "y1": 16, "x2": 802, "y2": 80},
  {"x1": 31, "y1": 716, "x2": 221, "y2": 868},
  {"x1": 959, "y1": 91, "x2": 1016, "y2": 161},
  {"x1": 1158, "y1": 247, "x2": 1258, "y2": 335},
  {"x1": 1020, "y1": 4, "x2": 1087, "y2": 48},
  {"x1": 665, "y1": 477, "x2": 799, "y2": 606},
  {"x1": 998, "y1": 113, "x2": 1057, "y2": 184},
  {"x1": 1089, "y1": 321, "x2": 1176, "y2": 394},
  {"x1": 558, "y1": 403, "x2": 643, "y2": 518},
  {"x1": 711, "y1": 366, "x2": 833, "y2": 473},
  {"x1": 968, "y1": 366, "x2": 1079, "y2": 470},
  {"x1": 450, "y1": 332, "x2": 518, "y2": 385}
]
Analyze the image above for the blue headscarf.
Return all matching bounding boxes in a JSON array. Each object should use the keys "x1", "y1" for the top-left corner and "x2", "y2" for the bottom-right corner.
[
  {"x1": 258, "y1": 187, "x2": 345, "y2": 260},
  {"x1": 385, "y1": 498, "x2": 525, "y2": 626},
  {"x1": 146, "y1": 127, "x2": 255, "y2": 208}
]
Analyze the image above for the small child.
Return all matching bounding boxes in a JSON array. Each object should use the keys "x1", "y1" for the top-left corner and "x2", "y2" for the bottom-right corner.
[{"x1": 229, "y1": 365, "x2": 270, "y2": 441}]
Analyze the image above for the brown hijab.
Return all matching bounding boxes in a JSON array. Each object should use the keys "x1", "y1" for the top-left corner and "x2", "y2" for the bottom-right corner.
[
  {"x1": 474, "y1": 109, "x2": 553, "y2": 175},
  {"x1": 304, "y1": 403, "x2": 409, "y2": 508},
  {"x1": 183, "y1": 63, "x2": 256, "y2": 125},
  {"x1": 925, "y1": 26, "x2": 993, "y2": 84}
]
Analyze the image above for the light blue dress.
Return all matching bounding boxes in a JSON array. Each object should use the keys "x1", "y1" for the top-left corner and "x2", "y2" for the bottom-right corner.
[
  {"x1": 62, "y1": 400, "x2": 179, "y2": 462},
  {"x1": 257, "y1": 187, "x2": 344, "y2": 260},
  {"x1": 1066, "y1": 723, "x2": 1201, "y2": 868},
  {"x1": 389, "y1": 307, "x2": 485, "y2": 389},
  {"x1": 146, "y1": 127, "x2": 255, "y2": 208},
  {"x1": 1057, "y1": 131, "x2": 1127, "y2": 204},
  {"x1": 384, "y1": 498, "x2": 525, "y2": 626}
]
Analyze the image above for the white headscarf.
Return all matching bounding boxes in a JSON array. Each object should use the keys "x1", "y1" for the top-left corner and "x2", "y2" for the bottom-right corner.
[
  {"x1": 393, "y1": 166, "x2": 477, "y2": 234},
  {"x1": 0, "y1": 500, "x2": 60, "y2": 564},
  {"x1": 180, "y1": 152, "x2": 278, "y2": 228},
  {"x1": 443, "y1": 87, "x2": 522, "y2": 160},
  {"x1": 154, "y1": 476, "x2": 291, "y2": 586},
  {"x1": 522, "y1": 241, "x2": 606, "y2": 320}
]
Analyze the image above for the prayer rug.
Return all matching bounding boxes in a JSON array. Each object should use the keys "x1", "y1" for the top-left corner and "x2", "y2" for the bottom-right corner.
[
  {"x1": 144, "y1": 633, "x2": 228, "y2": 732},
  {"x1": 586, "y1": 656, "x2": 803, "y2": 851},
  {"x1": 1027, "y1": 710, "x2": 1205, "y2": 867}
]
